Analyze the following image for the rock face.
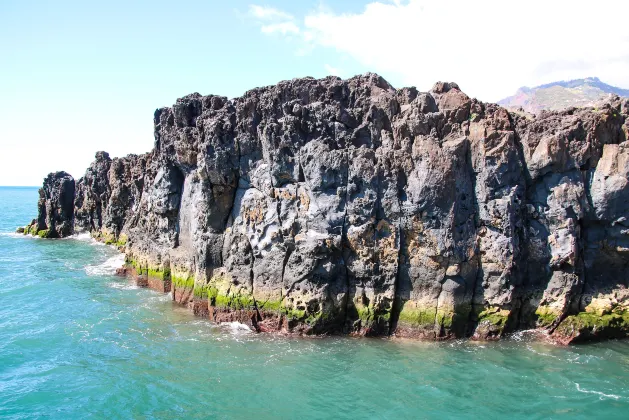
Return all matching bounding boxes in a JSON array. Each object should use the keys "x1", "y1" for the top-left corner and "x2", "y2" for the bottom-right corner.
[
  {"x1": 74, "y1": 151, "x2": 148, "y2": 245},
  {"x1": 23, "y1": 74, "x2": 629, "y2": 343},
  {"x1": 22, "y1": 171, "x2": 75, "y2": 238}
]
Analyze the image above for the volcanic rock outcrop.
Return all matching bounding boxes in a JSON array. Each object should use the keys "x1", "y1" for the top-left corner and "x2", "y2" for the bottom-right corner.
[
  {"x1": 21, "y1": 74, "x2": 629, "y2": 343},
  {"x1": 21, "y1": 171, "x2": 75, "y2": 238}
]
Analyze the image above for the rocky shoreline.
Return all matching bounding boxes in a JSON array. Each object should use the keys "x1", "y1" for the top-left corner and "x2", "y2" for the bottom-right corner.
[{"x1": 19, "y1": 73, "x2": 629, "y2": 344}]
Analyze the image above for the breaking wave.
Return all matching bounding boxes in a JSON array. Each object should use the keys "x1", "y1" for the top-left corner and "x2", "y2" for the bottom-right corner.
[
  {"x1": 220, "y1": 322, "x2": 252, "y2": 334},
  {"x1": 73, "y1": 232, "x2": 92, "y2": 242},
  {"x1": 85, "y1": 253, "x2": 126, "y2": 276}
]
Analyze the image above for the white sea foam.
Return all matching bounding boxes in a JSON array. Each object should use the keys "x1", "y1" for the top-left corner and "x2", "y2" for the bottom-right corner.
[
  {"x1": 510, "y1": 328, "x2": 544, "y2": 342},
  {"x1": 576, "y1": 383, "x2": 622, "y2": 400},
  {"x1": 220, "y1": 321, "x2": 252, "y2": 334},
  {"x1": 68, "y1": 232, "x2": 109, "y2": 246},
  {"x1": 147, "y1": 293, "x2": 172, "y2": 303},
  {"x1": 0, "y1": 232, "x2": 28, "y2": 238},
  {"x1": 85, "y1": 253, "x2": 126, "y2": 276},
  {"x1": 106, "y1": 281, "x2": 139, "y2": 290},
  {"x1": 72, "y1": 232, "x2": 92, "y2": 242}
]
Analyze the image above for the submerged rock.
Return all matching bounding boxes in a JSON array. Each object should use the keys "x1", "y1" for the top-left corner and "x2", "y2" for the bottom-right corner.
[{"x1": 24, "y1": 73, "x2": 629, "y2": 343}]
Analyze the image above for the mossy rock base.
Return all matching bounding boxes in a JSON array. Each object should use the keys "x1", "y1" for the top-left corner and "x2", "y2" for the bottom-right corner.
[
  {"x1": 173, "y1": 283, "x2": 194, "y2": 304},
  {"x1": 37, "y1": 229, "x2": 51, "y2": 238},
  {"x1": 20, "y1": 223, "x2": 42, "y2": 237},
  {"x1": 147, "y1": 276, "x2": 171, "y2": 293},
  {"x1": 394, "y1": 304, "x2": 471, "y2": 339},
  {"x1": 472, "y1": 307, "x2": 511, "y2": 340},
  {"x1": 393, "y1": 306, "x2": 440, "y2": 339},
  {"x1": 348, "y1": 303, "x2": 392, "y2": 336},
  {"x1": 93, "y1": 230, "x2": 128, "y2": 247},
  {"x1": 553, "y1": 311, "x2": 629, "y2": 344},
  {"x1": 208, "y1": 306, "x2": 259, "y2": 330},
  {"x1": 193, "y1": 299, "x2": 210, "y2": 318},
  {"x1": 397, "y1": 307, "x2": 438, "y2": 329},
  {"x1": 535, "y1": 306, "x2": 560, "y2": 328}
]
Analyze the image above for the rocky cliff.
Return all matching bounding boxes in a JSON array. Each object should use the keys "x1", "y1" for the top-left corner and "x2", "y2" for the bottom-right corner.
[{"x1": 21, "y1": 74, "x2": 629, "y2": 343}]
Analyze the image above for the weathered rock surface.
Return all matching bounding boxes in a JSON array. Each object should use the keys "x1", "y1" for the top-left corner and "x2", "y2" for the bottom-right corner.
[
  {"x1": 74, "y1": 151, "x2": 148, "y2": 245},
  {"x1": 22, "y1": 74, "x2": 629, "y2": 343},
  {"x1": 22, "y1": 171, "x2": 75, "y2": 238}
]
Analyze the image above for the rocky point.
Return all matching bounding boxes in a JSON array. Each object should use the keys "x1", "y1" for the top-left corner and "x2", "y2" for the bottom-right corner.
[{"x1": 19, "y1": 73, "x2": 629, "y2": 344}]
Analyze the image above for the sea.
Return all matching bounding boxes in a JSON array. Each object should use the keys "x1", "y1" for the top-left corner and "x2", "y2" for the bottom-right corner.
[{"x1": 1, "y1": 186, "x2": 629, "y2": 419}]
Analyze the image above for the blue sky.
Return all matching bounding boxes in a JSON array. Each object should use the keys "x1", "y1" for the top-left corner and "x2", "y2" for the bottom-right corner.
[{"x1": 2, "y1": 0, "x2": 629, "y2": 186}]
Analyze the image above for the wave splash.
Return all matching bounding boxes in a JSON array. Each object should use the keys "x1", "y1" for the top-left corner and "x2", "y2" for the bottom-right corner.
[
  {"x1": 220, "y1": 322, "x2": 252, "y2": 334},
  {"x1": 85, "y1": 253, "x2": 126, "y2": 276},
  {"x1": 73, "y1": 232, "x2": 92, "y2": 242}
]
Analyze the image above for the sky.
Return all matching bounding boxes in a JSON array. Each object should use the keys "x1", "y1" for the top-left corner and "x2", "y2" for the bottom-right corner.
[{"x1": 2, "y1": 0, "x2": 629, "y2": 186}]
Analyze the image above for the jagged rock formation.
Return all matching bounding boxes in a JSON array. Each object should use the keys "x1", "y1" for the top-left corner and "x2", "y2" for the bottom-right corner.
[
  {"x1": 74, "y1": 151, "x2": 148, "y2": 245},
  {"x1": 20, "y1": 171, "x2": 75, "y2": 238},
  {"x1": 21, "y1": 74, "x2": 629, "y2": 343}
]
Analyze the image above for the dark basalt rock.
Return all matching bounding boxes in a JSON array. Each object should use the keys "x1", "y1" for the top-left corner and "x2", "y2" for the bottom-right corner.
[
  {"x1": 74, "y1": 151, "x2": 112, "y2": 233},
  {"x1": 23, "y1": 73, "x2": 629, "y2": 343},
  {"x1": 21, "y1": 171, "x2": 75, "y2": 238}
]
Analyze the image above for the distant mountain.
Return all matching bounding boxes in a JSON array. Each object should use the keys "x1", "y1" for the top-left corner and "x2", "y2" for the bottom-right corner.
[{"x1": 498, "y1": 77, "x2": 629, "y2": 114}]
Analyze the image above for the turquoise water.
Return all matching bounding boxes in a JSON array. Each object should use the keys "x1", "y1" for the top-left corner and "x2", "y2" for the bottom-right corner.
[{"x1": 2, "y1": 187, "x2": 629, "y2": 419}]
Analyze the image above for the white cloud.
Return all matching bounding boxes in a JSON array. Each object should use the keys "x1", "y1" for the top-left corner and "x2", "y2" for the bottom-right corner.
[
  {"x1": 261, "y1": 22, "x2": 300, "y2": 35},
  {"x1": 251, "y1": 0, "x2": 629, "y2": 102},
  {"x1": 249, "y1": 5, "x2": 300, "y2": 37},
  {"x1": 248, "y1": 5, "x2": 294, "y2": 21},
  {"x1": 324, "y1": 63, "x2": 342, "y2": 76}
]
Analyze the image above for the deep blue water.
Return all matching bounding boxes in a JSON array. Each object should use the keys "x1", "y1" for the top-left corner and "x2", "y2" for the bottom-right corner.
[{"x1": 1, "y1": 186, "x2": 629, "y2": 419}]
